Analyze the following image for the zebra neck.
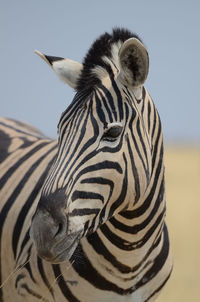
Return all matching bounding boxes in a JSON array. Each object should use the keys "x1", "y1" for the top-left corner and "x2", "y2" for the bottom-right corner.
[
  {"x1": 83, "y1": 166, "x2": 166, "y2": 267},
  {"x1": 76, "y1": 212, "x2": 164, "y2": 287},
  {"x1": 70, "y1": 156, "x2": 166, "y2": 283}
]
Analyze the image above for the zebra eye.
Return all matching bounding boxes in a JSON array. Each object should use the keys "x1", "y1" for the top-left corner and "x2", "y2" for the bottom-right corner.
[{"x1": 102, "y1": 124, "x2": 123, "y2": 142}]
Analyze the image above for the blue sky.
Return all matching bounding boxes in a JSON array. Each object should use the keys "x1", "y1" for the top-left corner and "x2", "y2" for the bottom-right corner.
[{"x1": 0, "y1": 0, "x2": 200, "y2": 143}]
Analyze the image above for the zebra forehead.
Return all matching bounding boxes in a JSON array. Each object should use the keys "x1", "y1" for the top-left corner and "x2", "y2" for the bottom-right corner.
[{"x1": 76, "y1": 28, "x2": 142, "y2": 93}]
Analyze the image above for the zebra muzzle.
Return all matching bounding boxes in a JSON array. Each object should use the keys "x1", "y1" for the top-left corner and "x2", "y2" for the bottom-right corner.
[{"x1": 30, "y1": 206, "x2": 83, "y2": 263}]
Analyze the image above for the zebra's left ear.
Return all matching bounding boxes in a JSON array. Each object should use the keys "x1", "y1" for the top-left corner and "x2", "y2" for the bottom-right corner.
[
  {"x1": 34, "y1": 50, "x2": 83, "y2": 89},
  {"x1": 118, "y1": 38, "x2": 149, "y2": 89}
]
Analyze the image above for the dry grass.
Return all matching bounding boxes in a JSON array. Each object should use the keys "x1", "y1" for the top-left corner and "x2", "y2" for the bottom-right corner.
[{"x1": 157, "y1": 146, "x2": 200, "y2": 301}]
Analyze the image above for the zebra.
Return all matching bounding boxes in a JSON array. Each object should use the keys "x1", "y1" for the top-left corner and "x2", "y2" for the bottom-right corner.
[{"x1": 0, "y1": 28, "x2": 172, "y2": 302}]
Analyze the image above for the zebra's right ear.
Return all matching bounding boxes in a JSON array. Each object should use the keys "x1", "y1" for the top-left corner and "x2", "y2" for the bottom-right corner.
[{"x1": 34, "y1": 50, "x2": 83, "y2": 89}]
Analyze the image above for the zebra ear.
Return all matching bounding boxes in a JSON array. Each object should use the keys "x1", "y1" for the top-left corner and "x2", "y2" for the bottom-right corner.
[
  {"x1": 34, "y1": 50, "x2": 83, "y2": 89},
  {"x1": 118, "y1": 38, "x2": 149, "y2": 88}
]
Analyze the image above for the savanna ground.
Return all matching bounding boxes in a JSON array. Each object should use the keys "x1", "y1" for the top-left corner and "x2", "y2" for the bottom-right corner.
[{"x1": 157, "y1": 146, "x2": 200, "y2": 301}]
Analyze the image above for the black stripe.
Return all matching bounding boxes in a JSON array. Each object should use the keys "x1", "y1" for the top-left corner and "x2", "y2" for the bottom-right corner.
[
  {"x1": 81, "y1": 177, "x2": 114, "y2": 206},
  {"x1": 19, "y1": 245, "x2": 36, "y2": 284},
  {"x1": 0, "y1": 130, "x2": 10, "y2": 164},
  {"x1": 47, "y1": 107, "x2": 89, "y2": 193},
  {"x1": 71, "y1": 191, "x2": 104, "y2": 203},
  {"x1": 58, "y1": 90, "x2": 91, "y2": 134},
  {"x1": 152, "y1": 115, "x2": 162, "y2": 170},
  {"x1": 86, "y1": 231, "x2": 134, "y2": 274},
  {"x1": 15, "y1": 244, "x2": 34, "y2": 291},
  {"x1": 88, "y1": 220, "x2": 163, "y2": 276},
  {"x1": 72, "y1": 237, "x2": 168, "y2": 296},
  {"x1": 59, "y1": 103, "x2": 87, "y2": 153},
  {"x1": 120, "y1": 152, "x2": 163, "y2": 219},
  {"x1": 108, "y1": 153, "x2": 128, "y2": 217},
  {"x1": 151, "y1": 103, "x2": 157, "y2": 141},
  {"x1": 19, "y1": 283, "x2": 48, "y2": 301},
  {"x1": 122, "y1": 86, "x2": 134, "y2": 106},
  {"x1": 111, "y1": 78, "x2": 124, "y2": 121},
  {"x1": 37, "y1": 257, "x2": 54, "y2": 298},
  {"x1": 0, "y1": 121, "x2": 45, "y2": 139},
  {"x1": 97, "y1": 88, "x2": 113, "y2": 123},
  {"x1": 16, "y1": 230, "x2": 29, "y2": 263},
  {"x1": 144, "y1": 268, "x2": 172, "y2": 302},
  {"x1": 12, "y1": 148, "x2": 56, "y2": 258},
  {"x1": 136, "y1": 118, "x2": 149, "y2": 172},
  {"x1": 58, "y1": 105, "x2": 77, "y2": 136},
  {"x1": 0, "y1": 142, "x2": 50, "y2": 189},
  {"x1": 69, "y1": 208, "x2": 100, "y2": 216},
  {"x1": 128, "y1": 114, "x2": 148, "y2": 179},
  {"x1": 71, "y1": 243, "x2": 127, "y2": 294},
  {"x1": 133, "y1": 223, "x2": 170, "y2": 293},
  {"x1": 58, "y1": 104, "x2": 88, "y2": 170},
  {"x1": 59, "y1": 107, "x2": 82, "y2": 153},
  {"x1": 101, "y1": 208, "x2": 165, "y2": 251},
  {"x1": 127, "y1": 136, "x2": 140, "y2": 204},
  {"x1": 56, "y1": 100, "x2": 98, "y2": 186},
  {"x1": 74, "y1": 160, "x2": 123, "y2": 184},
  {"x1": 141, "y1": 87, "x2": 146, "y2": 114},
  {"x1": 63, "y1": 149, "x2": 122, "y2": 200},
  {"x1": 0, "y1": 143, "x2": 55, "y2": 296},
  {"x1": 52, "y1": 264, "x2": 80, "y2": 302},
  {"x1": 147, "y1": 101, "x2": 151, "y2": 133},
  {"x1": 67, "y1": 159, "x2": 122, "y2": 203},
  {"x1": 100, "y1": 85, "x2": 118, "y2": 121},
  {"x1": 110, "y1": 178, "x2": 165, "y2": 234},
  {"x1": 81, "y1": 177, "x2": 114, "y2": 189},
  {"x1": 95, "y1": 91, "x2": 107, "y2": 125}
]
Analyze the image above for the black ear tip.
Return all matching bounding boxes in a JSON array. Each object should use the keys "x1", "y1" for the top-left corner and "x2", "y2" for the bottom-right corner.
[{"x1": 45, "y1": 55, "x2": 64, "y2": 65}]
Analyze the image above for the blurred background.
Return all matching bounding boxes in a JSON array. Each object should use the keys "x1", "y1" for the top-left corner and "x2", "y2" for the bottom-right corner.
[{"x1": 0, "y1": 0, "x2": 200, "y2": 301}]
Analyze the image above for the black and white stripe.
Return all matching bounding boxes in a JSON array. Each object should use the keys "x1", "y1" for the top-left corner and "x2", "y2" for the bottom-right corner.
[{"x1": 0, "y1": 28, "x2": 172, "y2": 302}]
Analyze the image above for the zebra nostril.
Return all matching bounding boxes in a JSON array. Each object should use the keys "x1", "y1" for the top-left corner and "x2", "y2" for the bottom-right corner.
[
  {"x1": 30, "y1": 203, "x2": 67, "y2": 245},
  {"x1": 35, "y1": 190, "x2": 68, "y2": 239},
  {"x1": 54, "y1": 221, "x2": 65, "y2": 238}
]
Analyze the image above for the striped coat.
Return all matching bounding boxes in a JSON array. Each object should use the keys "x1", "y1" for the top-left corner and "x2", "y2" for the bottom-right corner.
[{"x1": 0, "y1": 28, "x2": 172, "y2": 302}]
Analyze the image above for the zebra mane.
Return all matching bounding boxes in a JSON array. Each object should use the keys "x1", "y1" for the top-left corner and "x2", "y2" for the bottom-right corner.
[{"x1": 76, "y1": 28, "x2": 142, "y2": 93}]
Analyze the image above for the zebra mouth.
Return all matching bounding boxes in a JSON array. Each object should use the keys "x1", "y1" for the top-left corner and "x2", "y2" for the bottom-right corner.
[
  {"x1": 33, "y1": 230, "x2": 83, "y2": 264},
  {"x1": 50, "y1": 232, "x2": 82, "y2": 264}
]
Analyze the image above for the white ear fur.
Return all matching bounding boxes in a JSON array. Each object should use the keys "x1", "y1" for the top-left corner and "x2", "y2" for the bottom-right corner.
[
  {"x1": 118, "y1": 38, "x2": 149, "y2": 88},
  {"x1": 34, "y1": 50, "x2": 83, "y2": 89}
]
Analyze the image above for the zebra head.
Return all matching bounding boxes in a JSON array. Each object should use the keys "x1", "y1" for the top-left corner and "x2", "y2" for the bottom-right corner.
[{"x1": 30, "y1": 28, "x2": 152, "y2": 264}]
